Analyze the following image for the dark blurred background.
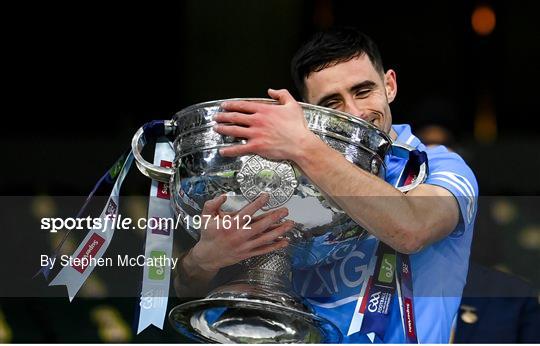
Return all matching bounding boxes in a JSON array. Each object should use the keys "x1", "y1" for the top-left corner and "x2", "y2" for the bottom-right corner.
[{"x1": 1, "y1": 0, "x2": 539, "y2": 342}]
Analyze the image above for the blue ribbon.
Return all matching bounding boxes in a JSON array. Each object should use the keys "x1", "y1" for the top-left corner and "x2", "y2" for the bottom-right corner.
[{"x1": 33, "y1": 151, "x2": 129, "y2": 280}]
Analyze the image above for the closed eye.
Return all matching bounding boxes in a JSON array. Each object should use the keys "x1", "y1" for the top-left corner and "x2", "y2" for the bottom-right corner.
[
  {"x1": 322, "y1": 99, "x2": 341, "y2": 109},
  {"x1": 355, "y1": 89, "x2": 371, "y2": 98},
  {"x1": 350, "y1": 81, "x2": 376, "y2": 99}
]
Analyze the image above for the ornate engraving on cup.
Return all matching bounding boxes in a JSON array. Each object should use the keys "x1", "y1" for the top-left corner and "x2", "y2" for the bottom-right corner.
[{"x1": 237, "y1": 155, "x2": 298, "y2": 210}]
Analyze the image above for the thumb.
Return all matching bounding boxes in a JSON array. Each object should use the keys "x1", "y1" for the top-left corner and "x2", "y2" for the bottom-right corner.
[{"x1": 268, "y1": 88, "x2": 295, "y2": 105}]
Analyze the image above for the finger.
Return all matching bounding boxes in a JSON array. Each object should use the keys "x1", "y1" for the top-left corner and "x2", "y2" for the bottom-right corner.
[
  {"x1": 219, "y1": 143, "x2": 256, "y2": 157},
  {"x1": 265, "y1": 222, "x2": 287, "y2": 231},
  {"x1": 221, "y1": 100, "x2": 263, "y2": 114},
  {"x1": 248, "y1": 208, "x2": 289, "y2": 235},
  {"x1": 219, "y1": 210, "x2": 236, "y2": 217},
  {"x1": 236, "y1": 193, "x2": 271, "y2": 219},
  {"x1": 213, "y1": 112, "x2": 254, "y2": 126},
  {"x1": 201, "y1": 194, "x2": 227, "y2": 215},
  {"x1": 247, "y1": 206, "x2": 291, "y2": 223},
  {"x1": 244, "y1": 239, "x2": 289, "y2": 259},
  {"x1": 237, "y1": 207, "x2": 288, "y2": 232},
  {"x1": 246, "y1": 221, "x2": 294, "y2": 248},
  {"x1": 213, "y1": 124, "x2": 253, "y2": 139},
  {"x1": 249, "y1": 211, "x2": 283, "y2": 223},
  {"x1": 268, "y1": 88, "x2": 295, "y2": 105}
]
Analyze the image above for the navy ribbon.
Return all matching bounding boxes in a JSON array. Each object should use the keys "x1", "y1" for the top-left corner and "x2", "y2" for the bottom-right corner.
[
  {"x1": 359, "y1": 242, "x2": 397, "y2": 340},
  {"x1": 35, "y1": 120, "x2": 170, "y2": 281},
  {"x1": 142, "y1": 120, "x2": 166, "y2": 139},
  {"x1": 34, "y1": 151, "x2": 129, "y2": 280},
  {"x1": 397, "y1": 150, "x2": 428, "y2": 188}
]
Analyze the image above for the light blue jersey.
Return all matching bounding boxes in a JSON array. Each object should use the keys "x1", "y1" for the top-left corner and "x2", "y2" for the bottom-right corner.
[{"x1": 292, "y1": 124, "x2": 478, "y2": 343}]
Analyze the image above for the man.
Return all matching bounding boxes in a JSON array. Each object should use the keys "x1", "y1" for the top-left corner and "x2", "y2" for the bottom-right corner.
[
  {"x1": 454, "y1": 263, "x2": 540, "y2": 343},
  {"x1": 175, "y1": 27, "x2": 478, "y2": 343}
]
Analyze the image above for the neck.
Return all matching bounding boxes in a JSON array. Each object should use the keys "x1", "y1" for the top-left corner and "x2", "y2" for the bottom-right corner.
[{"x1": 389, "y1": 127, "x2": 398, "y2": 141}]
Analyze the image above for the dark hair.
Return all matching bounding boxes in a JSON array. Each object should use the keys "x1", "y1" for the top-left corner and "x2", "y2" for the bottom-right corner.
[{"x1": 291, "y1": 27, "x2": 385, "y2": 98}]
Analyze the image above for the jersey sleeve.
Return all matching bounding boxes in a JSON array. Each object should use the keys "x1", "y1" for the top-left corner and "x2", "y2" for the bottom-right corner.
[{"x1": 423, "y1": 146, "x2": 479, "y2": 237}]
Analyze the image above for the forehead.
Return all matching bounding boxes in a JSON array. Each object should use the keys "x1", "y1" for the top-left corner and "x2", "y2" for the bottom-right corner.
[{"x1": 304, "y1": 55, "x2": 382, "y2": 102}]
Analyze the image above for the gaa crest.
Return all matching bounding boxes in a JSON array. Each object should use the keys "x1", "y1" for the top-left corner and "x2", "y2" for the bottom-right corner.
[{"x1": 236, "y1": 155, "x2": 298, "y2": 210}]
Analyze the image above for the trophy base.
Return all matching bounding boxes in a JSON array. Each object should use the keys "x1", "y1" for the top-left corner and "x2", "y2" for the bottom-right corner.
[{"x1": 169, "y1": 282, "x2": 342, "y2": 343}]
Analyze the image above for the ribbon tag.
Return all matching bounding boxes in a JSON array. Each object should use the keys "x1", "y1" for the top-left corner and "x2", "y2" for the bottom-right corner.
[
  {"x1": 396, "y1": 254, "x2": 418, "y2": 343},
  {"x1": 357, "y1": 242, "x2": 397, "y2": 340},
  {"x1": 34, "y1": 152, "x2": 129, "y2": 281},
  {"x1": 347, "y1": 242, "x2": 378, "y2": 337},
  {"x1": 49, "y1": 152, "x2": 134, "y2": 300},
  {"x1": 136, "y1": 141, "x2": 175, "y2": 333}
]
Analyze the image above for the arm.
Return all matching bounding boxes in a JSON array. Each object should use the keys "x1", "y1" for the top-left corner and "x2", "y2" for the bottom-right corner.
[
  {"x1": 214, "y1": 89, "x2": 459, "y2": 254},
  {"x1": 174, "y1": 247, "x2": 219, "y2": 298},
  {"x1": 174, "y1": 194, "x2": 294, "y2": 297},
  {"x1": 293, "y1": 134, "x2": 459, "y2": 253}
]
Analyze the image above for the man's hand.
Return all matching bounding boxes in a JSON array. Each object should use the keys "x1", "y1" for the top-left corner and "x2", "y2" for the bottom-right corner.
[
  {"x1": 190, "y1": 193, "x2": 294, "y2": 272},
  {"x1": 213, "y1": 88, "x2": 318, "y2": 161}
]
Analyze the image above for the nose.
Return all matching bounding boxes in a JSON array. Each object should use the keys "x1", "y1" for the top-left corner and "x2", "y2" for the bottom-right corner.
[{"x1": 343, "y1": 101, "x2": 367, "y2": 121}]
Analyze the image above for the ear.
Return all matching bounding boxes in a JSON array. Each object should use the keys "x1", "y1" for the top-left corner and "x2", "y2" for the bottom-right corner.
[{"x1": 384, "y1": 69, "x2": 397, "y2": 103}]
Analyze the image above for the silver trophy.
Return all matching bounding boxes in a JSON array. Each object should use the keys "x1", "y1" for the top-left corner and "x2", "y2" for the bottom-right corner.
[{"x1": 132, "y1": 99, "x2": 426, "y2": 343}]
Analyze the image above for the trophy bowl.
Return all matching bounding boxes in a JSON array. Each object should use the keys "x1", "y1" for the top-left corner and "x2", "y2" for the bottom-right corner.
[{"x1": 131, "y1": 99, "x2": 426, "y2": 343}]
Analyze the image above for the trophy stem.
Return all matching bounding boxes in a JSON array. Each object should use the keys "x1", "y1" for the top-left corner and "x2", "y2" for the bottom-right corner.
[
  {"x1": 169, "y1": 248, "x2": 342, "y2": 343},
  {"x1": 240, "y1": 249, "x2": 292, "y2": 289}
]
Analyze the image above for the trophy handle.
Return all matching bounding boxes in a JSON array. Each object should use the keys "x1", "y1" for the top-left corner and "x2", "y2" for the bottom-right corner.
[
  {"x1": 131, "y1": 120, "x2": 176, "y2": 183},
  {"x1": 390, "y1": 142, "x2": 428, "y2": 192}
]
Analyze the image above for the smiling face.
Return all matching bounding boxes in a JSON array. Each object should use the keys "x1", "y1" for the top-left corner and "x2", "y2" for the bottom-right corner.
[{"x1": 304, "y1": 54, "x2": 397, "y2": 135}]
